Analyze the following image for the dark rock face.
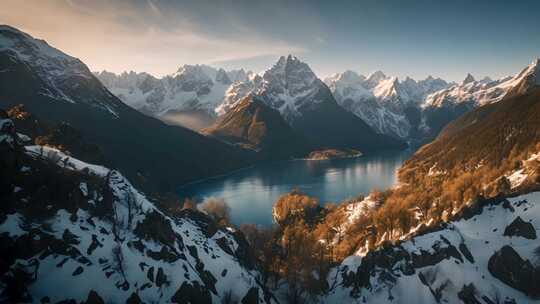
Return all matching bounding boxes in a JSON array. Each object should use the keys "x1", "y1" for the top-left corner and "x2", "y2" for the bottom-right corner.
[
  {"x1": 134, "y1": 211, "x2": 177, "y2": 246},
  {"x1": 459, "y1": 243, "x2": 475, "y2": 263},
  {"x1": 503, "y1": 216, "x2": 537, "y2": 239},
  {"x1": 341, "y1": 245, "x2": 411, "y2": 295},
  {"x1": 231, "y1": 230, "x2": 257, "y2": 270},
  {"x1": 411, "y1": 241, "x2": 463, "y2": 268},
  {"x1": 241, "y1": 287, "x2": 259, "y2": 304},
  {"x1": 126, "y1": 292, "x2": 143, "y2": 304},
  {"x1": 457, "y1": 284, "x2": 482, "y2": 304},
  {"x1": 84, "y1": 290, "x2": 104, "y2": 304},
  {"x1": 170, "y1": 281, "x2": 212, "y2": 304},
  {"x1": 488, "y1": 245, "x2": 540, "y2": 297}
]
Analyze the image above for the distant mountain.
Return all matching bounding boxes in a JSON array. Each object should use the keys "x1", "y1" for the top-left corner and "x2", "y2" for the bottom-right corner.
[
  {"x1": 0, "y1": 25, "x2": 255, "y2": 192},
  {"x1": 408, "y1": 62, "x2": 540, "y2": 182},
  {"x1": 204, "y1": 95, "x2": 311, "y2": 159},
  {"x1": 325, "y1": 70, "x2": 450, "y2": 139},
  {"x1": 216, "y1": 55, "x2": 406, "y2": 152},
  {"x1": 420, "y1": 59, "x2": 540, "y2": 139},
  {"x1": 326, "y1": 60, "x2": 540, "y2": 142},
  {"x1": 95, "y1": 66, "x2": 252, "y2": 118}
]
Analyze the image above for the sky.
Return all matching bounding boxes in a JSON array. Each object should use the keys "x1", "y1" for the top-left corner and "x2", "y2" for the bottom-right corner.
[{"x1": 1, "y1": 0, "x2": 539, "y2": 81}]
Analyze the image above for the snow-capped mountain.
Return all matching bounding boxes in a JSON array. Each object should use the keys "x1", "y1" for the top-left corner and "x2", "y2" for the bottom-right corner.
[
  {"x1": 324, "y1": 70, "x2": 450, "y2": 138},
  {"x1": 95, "y1": 66, "x2": 252, "y2": 116},
  {"x1": 423, "y1": 59, "x2": 540, "y2": 109},
  {"x1": 420, "y1": 58, "x2": 540, "y2": 139},
  {"x1": 0, "y1": 25, "x2": 123, "y2": 117},
  {"x1": 0, "y1": 116, "x2": 273, "y2": 303},
  {"x1": 217, "y1": 55, "x2": 331, "y2": 122},
  {"x1": 216, "y1": 55, "x2": 407, "y2": 151},
  {"x1": 326, "y1": 59, "x2": 540, "y2": 141}
]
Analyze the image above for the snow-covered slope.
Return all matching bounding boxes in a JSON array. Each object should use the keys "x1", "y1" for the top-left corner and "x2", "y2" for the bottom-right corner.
[
  {"x1": 215, "y1": 55, "x2": 407, "y2": 151},
  {"x1": 424, "y1": 59, "x2": 540, "y2": 109},
  {"x1": 324, "y1": 70, "x2": 449, "y2": 138},
  {"x1": 95, "y1": 66, "x2": 252, "y2": 116},
  {"x1": 217, "y1": 55, "x2": 333, "y2": 123},
  {"x1": 0, "y1": 25, "x2": 122, "y2": 116},
  {"x1": 325, "y1": 193, "x2": 540, "y2": 303},
  {"x1": 326, "y1": 59, "x2": 540, "y2": 140},
  {"x1": 0, "y1": 118, "x2": 272, "y2": 303}
]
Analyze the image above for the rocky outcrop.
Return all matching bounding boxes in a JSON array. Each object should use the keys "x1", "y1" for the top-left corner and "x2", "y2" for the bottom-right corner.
[
  {"x1": 488, "y1": 245, "x2": 540, "y2": 297},
  {"x1": 170, "y1": 281, "x2": 212, "y2": 304},
  {"x1": 503, "y1": 216, "x2": 537, "y2": 239},
  {"x1": 241, "y1": 287, "x2": 260, "y2": 304}
]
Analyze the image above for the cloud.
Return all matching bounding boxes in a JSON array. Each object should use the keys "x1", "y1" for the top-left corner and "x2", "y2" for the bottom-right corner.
[{"x1": 0, "y1": 0, "x2": 307, "y2": 76}]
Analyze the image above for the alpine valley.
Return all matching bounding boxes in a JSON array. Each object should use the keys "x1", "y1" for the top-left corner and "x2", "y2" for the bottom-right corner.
[{"x1": 1, "y1": 15, "x2": 540, "y2": 304}]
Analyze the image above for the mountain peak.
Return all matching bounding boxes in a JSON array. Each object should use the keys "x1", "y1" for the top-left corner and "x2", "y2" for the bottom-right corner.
[
  {"x1": 174, "y1": 64, "x2": 212, "y2": 82},
  {"x1": 215, "y1": 68, "x2": 232, "y2": 85},
  {"x1": 273, "y1": 54, "x2": 305, "y2": 70},
  {"x1": 403, "y1": 76, "x2": 417, "y2": 84},
  {"x1": 364, "y1": 70, "x2": 388, "y2": 90},
  {"x1": 480, "y1": 76, "x2": 493, "y2": 84},
  {"x1": 0, "y1": 24, "x2": 24, "y2": 34},
  {"x1": 367, "y1": 70, "x2": 387, "y2": 81},
  {"x1": 287, "y1": 54, "x2": 299, "y2": 62},
  {"x1": 527, "y1": 57, "x2": 540, "y2": 82},
  {"x1": 338, "y1": 70, "x2": 365, "y2": 83},
  {"x1": 507, "y1": 57, "x2": 540, "y2": 94},
  {"x1": 0, "y1": 24, "x2": 77, "y2": 62},
  {"x1": 266, "y1": 55, "x2": 316, "y2": 82},
  {"x1": 462, "y1": 73, "x2": 476, "y2": 84}
]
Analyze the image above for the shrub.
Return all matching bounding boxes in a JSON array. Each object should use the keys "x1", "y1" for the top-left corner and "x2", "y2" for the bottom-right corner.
[
  {"x1": 272, "y1": 191, "x2": 319, "y2": 226},
  {"x1": 198, "y1": 197, "x2": 231, "y2": 227}
]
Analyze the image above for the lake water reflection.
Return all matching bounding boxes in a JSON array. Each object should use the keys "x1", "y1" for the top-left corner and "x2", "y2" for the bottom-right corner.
[{"x1": 178, "y1": 150, "x2": 412, "y2": 226}]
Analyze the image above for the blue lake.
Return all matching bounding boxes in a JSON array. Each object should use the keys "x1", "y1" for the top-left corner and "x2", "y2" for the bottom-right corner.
[{"x1": 178, "y1": 150, "x2": 412, "y2": 226}]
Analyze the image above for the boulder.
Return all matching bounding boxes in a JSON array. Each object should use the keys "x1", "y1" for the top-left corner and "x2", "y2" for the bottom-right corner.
[
  {"x1": 84, "y1": 290, "x2": 104, "y2": 304},
  {"x1": 487, "y1": 245, "x2": 540, "y2": 297},
  {"x1": 171, "y1": 281, "x2": 212, "y2": 304},
  {"x1": 503, "y1": 216, "x2": 537, "y2": 239},
  {"x1": 457, "y1": 284, "x2": 482, "y2": 304},
  {"x1": 126, "y1": 292, "x2": 142, "y2": 304},
  {"x1": 241, "y1": 287, "x2": 259, "y2": 304}
]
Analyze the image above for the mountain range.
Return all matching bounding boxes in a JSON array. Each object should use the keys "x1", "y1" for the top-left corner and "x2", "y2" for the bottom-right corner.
[
  {"x1": 95, "y1": 66, "x2": 251, "y2": 118},
  {"x1": 97, "y1": 54, "x2": 540, "y2": 147}
]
